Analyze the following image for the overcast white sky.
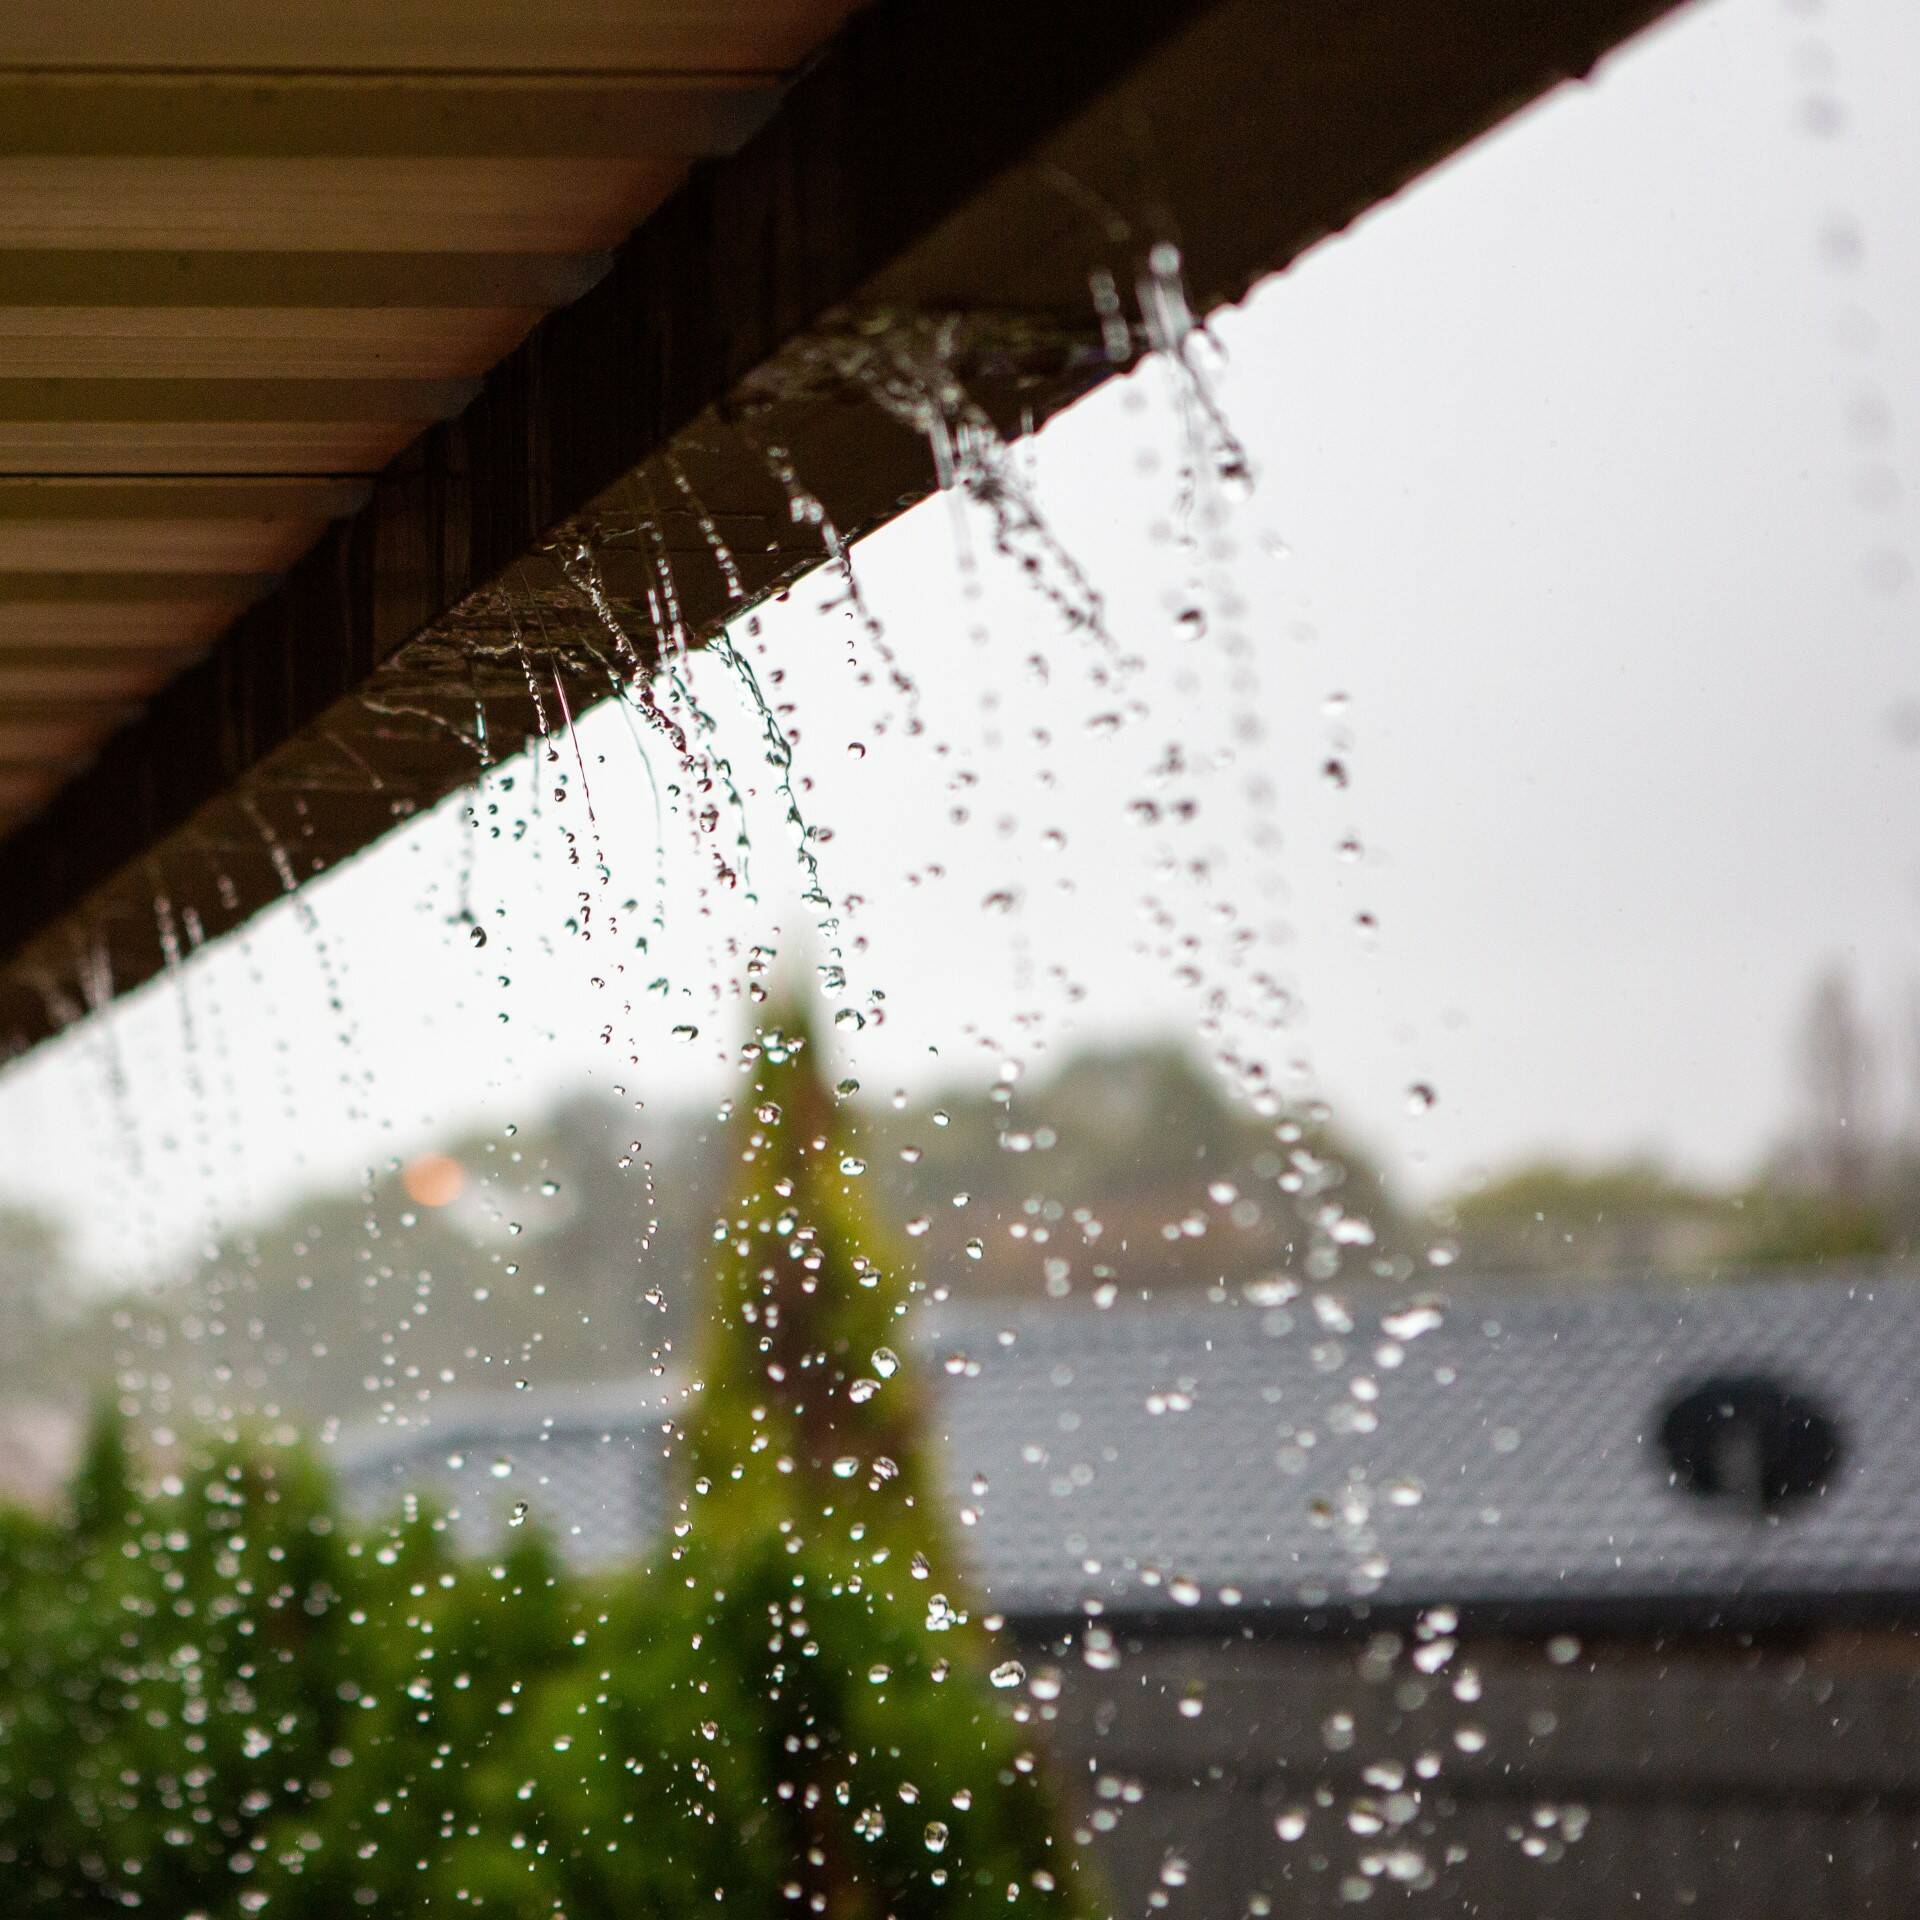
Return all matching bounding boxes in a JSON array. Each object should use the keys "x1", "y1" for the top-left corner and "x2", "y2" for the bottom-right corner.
[{"x1": 1, "y1": 0, "x2": 1916, "y2": 1279}]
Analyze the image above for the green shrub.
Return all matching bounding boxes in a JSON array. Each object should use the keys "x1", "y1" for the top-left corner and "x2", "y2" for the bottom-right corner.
[{"x1": 0, "y1": 1011, "x2": 1093, "y2": 1919}]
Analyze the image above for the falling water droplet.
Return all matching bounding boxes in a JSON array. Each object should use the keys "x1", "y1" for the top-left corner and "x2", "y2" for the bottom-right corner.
[{"x1": 1383, "y1": 1301, "x2": 1446, "y2": 1341}]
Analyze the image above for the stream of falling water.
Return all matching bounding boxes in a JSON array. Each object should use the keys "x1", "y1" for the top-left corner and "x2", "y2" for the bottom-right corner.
[{"x1": 0, "y1": 248, "x2": 1502, "y2": 1916}]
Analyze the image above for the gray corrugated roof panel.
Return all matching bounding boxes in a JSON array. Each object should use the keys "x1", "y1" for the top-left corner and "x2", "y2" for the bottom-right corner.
[
  {"x1": 335, "y1": 1273, "x2": 1920, "y2": 1627},
  {"x1": 336, "y1": 1377, "x2": 683, "y2": 1568},
  {"x1": 929, "y1": 1275, "x2": 1920, "y2": 1624}
]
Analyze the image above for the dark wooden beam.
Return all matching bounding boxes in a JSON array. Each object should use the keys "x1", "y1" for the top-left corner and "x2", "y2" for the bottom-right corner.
[{"x1": 0, "y1": 0, "x2": 1695, "y2": 1047}]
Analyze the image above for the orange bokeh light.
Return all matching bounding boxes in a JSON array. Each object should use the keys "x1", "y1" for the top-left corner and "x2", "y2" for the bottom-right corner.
[{"x1": 402, "y1": 1152, "x2": 465, "y2": 1208}]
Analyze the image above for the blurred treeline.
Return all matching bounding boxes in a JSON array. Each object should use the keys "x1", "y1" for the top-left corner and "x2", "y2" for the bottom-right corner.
[
  {"x1": 1443, "y1": 967, "x2": 1920, "y2": 1275},
  {"x1": 0, "y1": 967, "x2": 1916, "y2": 1446}
]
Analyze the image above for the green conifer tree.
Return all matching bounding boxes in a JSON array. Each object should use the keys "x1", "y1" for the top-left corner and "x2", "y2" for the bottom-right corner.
[{"x1": 677, "y1": 1004, "x2": 1096, "y2": 1920}]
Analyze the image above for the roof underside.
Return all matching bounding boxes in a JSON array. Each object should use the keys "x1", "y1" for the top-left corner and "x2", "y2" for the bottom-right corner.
[
  {"x1": 0, "y1": 1, "x2": 856, "y2": 831},
  {"x1": 0, "y1": 0, "x2": 1692, "y2": 1050}
]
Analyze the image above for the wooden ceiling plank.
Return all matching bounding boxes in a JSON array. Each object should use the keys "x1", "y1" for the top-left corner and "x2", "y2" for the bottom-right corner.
[
  {"x1": 0, "y1": 422, "x2": 428, "y2": 474},
  {"x1": 0, "y1": 604, "x2": 259, "y2": 647},
  {"x1": 0, "y1": 572, "x2": 281, "y2": 603},
  {"x1": 0, "y1": 157, "x2": 688, "y2": 252},
  {"x1": 0, "y1": 252, "x2": 611, "y2": 306},
  {"x1": 0, "y1": 378, "x2": 478, "y2": 423},
  {"x1": 0, "y1": 519, "x2": 335, "y2": 573},
  {"x1": 0, "y1": 661, "x2": 206, "y2": 696},
  {"x1": 0, "y1": 73, "x2": 781, "y2": 158},
  {"x1": 0, "y1": 768, "x2": 67, "y2": 799},
  {"x1": 0, "y1": 713, "x2": 117, "y2": 758},
  {"x1": 0, "y1": 2, "x2": 863, "y2": 72},
  {"x1": 0, "y1": 479, "x2": 370, "y2": 518},
  {"x1": 0, "y1": 307, "x2": 544, "y2": 379}
]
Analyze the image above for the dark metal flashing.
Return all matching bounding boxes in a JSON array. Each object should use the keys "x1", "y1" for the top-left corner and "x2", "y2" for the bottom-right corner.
[{"x1": 0, "y1": 0, "x2": 1691, "y2": 1047}]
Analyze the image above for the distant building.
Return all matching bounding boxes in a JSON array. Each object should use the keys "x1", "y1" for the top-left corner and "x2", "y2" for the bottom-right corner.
[{"x1": 339, "y1": 1274, "x2": 1920, "y2": 1917}]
